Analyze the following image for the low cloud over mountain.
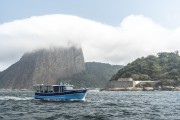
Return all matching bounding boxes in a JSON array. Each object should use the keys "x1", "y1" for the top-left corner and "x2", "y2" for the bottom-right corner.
[{"x1": 0, "y1": 14, "x2": 180, "y2": 71}]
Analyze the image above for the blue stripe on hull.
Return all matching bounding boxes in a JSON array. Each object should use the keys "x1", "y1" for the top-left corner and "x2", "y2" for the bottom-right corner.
[{"x1": 35, "y1": 92, "x2": 87, "y2": 101}]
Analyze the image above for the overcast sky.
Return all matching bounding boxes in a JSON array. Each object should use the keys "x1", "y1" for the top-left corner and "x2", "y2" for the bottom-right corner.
[{"x1": 1, "y1": 0, "x2": 180, "y2": 71}]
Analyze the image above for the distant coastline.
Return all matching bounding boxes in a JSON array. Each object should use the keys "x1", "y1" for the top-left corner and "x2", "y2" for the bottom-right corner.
[
  {"x1": 103, "y1": 78, "x2": 180, "y2": 91},
  {"x1": 102, "y1": 86, "x2": 180, "y2": 91}
]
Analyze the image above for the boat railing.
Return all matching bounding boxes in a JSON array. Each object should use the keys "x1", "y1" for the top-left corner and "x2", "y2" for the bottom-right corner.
[{"x1": 33, "y1": 84, "x2": 75, "y2": 93}]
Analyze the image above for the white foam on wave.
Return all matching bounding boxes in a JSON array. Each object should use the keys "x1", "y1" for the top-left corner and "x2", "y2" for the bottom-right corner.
[
  {"x1": 0, "y1": 96, "x2": 33, "y2": 100},
  {"x1": 88, "y1": 89, "x2": 100, "y2": 92}
]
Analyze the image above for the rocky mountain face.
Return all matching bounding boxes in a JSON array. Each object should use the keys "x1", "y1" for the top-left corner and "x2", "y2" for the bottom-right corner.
[{"x1": 0, "y1": 47, "x2": 85, "y2": 89}]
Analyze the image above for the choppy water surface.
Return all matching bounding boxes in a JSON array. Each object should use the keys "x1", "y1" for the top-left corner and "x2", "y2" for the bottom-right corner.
[{"x1": 0, "y1": 91, "x2": 180, "y2": 120}]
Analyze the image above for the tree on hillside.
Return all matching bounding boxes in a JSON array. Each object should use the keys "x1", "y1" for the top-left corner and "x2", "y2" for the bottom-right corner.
[{"x1": 111, "y1": 51, "x2": 180, "y2": 86}]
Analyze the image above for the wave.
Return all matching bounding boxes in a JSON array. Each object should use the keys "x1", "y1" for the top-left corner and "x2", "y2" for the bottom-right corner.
[{"x1": 0, "y1": 96, "x2": 33, "y2": 101}]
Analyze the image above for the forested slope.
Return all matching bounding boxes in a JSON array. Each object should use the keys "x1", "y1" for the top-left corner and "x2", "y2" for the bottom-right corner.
[{"x1": 111, "y1": 51, "x2": 180, "y2": 86}]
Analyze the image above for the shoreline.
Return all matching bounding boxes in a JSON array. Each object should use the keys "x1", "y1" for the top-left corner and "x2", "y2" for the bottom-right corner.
[{"x1": 101, "y1": 86, "x2": 180, "y2": 91}]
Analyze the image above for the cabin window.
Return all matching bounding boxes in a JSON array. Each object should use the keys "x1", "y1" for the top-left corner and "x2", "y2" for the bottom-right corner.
[
  {"x1": 53, "y1": 86, "x2": 59, "y2": 93},
  {"x1": 44, "y1": 86, "x2": 48, "y2": 93},
  {"x1": 48, "y1": 86, "x2": 53, "y2": 93},
  {"x1": 34, "y1": 85, "x2": 53, "y2": 93},
  {"x1": 40, "y1": 86, "x2": 43, "y2": 92},
  {"x1": 65, "y1": 86, "x2": 73, "y2": 90}
]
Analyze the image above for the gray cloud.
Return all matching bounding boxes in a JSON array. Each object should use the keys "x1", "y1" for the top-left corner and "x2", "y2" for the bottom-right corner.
[{"x1": 0, "y1": 14, "x2": 180, "y2": 71}]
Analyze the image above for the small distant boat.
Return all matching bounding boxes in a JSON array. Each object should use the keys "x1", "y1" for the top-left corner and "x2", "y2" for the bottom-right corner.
[{"x1": 33, "y1": 83, "x2": 87, "y2": 101}]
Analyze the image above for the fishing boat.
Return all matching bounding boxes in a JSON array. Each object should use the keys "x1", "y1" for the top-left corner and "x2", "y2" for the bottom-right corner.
[{"x1": 33, "y1": 83, "x2": 87, "y2": 101}]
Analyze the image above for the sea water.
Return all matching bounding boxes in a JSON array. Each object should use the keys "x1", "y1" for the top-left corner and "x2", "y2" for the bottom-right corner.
[{"x1": 0, "y1": 90, "x2": 180, "y2": 120}]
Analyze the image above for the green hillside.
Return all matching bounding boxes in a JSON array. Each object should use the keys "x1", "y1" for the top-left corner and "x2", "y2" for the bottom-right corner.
[
  {"x1": 111, "y1": 51, "x2": 180, "y2": 86},
  {"x1": 63, "y1": 62, "x2": 123, "y2": 88}
]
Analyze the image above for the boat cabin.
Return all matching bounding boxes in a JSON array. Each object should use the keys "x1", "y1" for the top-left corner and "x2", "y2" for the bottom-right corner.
[{"x1": 33, "y1": 84, "x2": 74, "y2": 93}]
